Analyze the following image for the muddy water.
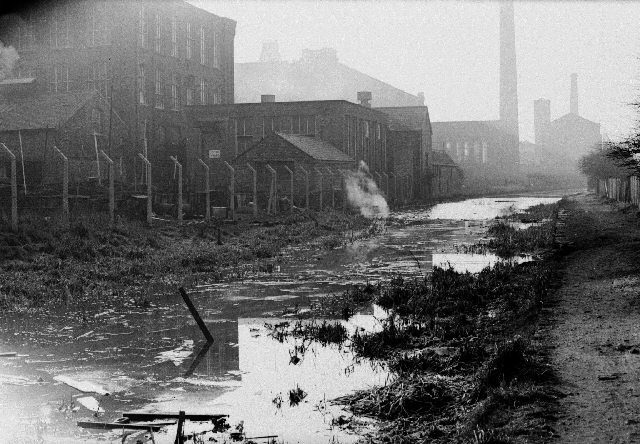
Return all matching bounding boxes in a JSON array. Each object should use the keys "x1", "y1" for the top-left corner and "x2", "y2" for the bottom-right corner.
[{"x1": 0, "y1": 193, "x2": 562, "y2": 443}]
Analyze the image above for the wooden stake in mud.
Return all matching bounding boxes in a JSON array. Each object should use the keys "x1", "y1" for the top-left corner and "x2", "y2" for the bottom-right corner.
[
  {"x1": 179, "y1": 287, "x2": 214, "y2": 342},
  {"x1": 284, "y1": 165, "x2": 294, "y2": 214},
  {"x1": 314, "y1": 167, "x2": 323, "y2": 211},
  {"x1": 0, "y1": 143, "x2": 17, "y2": 232},
  {"x1": 169, "y1": 156, "x2": 183, "y2": 222},
  {"x1": 266, "y1": 164, "x2": 277, "y2": 214},
  {"x1": 99, "y1": 150, "x2": 115, "y2": 226},
  {"x1": 223, "y1": 161, "x2": 235, "y2": 220},
  {"x1": 138, "y1": 153, "x2": 152, "y2": 226},
  {"x1": 197, "y1": 158, "x2": 210, "y2": 222},
  {"x1": 246, "y1": 163, "x2": 257, "y2": 217},
  {"x1": 175, "y1": 410, "x2": 185, "y2": 444},
  {"x1": 325, "y1": 167, "x2": 335, "y2": 209},
  {"x1": 53, "y1": 146, "x2": 69, "y2": 227}
]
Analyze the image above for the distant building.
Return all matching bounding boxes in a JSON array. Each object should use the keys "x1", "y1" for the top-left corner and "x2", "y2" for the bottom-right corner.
[
  {"x1": 431, "y1": 1, "x2": 520, "y2": 184},
  {"x1": 525, "y1": 74, "x2": 601, "y2": 179},
  {"x1": 0, "y1": 0, "x2": 236, "y2": 190},
  {"x1": 235, "y1": 44, "x2": 425, "y2": 107}
]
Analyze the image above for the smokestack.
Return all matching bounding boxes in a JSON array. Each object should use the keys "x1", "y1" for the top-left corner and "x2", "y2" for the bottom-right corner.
[
  {"x1": 261, "y1": 94, "x2": 275, "y2": 103},
  {"x1": 499, "y1": 0, "x2": 519, "y2": 139},
  {"x1": 357, "y1": 91, "x2": 372, "y2": 108},
  {"x1": 533, "y1": 98, "x2": 551, "y2": 146},
  {"x1": 570, "y1": 73, "x2": 578, "y2": 115}
]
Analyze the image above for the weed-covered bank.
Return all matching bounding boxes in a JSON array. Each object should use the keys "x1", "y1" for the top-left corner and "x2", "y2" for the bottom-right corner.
[
  {"x1": 0, "y1": 210, "x2": 379, "y2": 311},
  {"x1": 331, "y1": 202, "x2": 563, "y2": 443}
]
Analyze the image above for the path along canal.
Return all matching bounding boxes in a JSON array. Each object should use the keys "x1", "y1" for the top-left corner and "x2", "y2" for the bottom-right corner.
[{"x1": 0, "y1": 193, "x2": 562, "y2": 443}]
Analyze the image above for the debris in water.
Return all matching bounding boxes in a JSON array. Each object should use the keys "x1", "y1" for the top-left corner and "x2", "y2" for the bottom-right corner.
[
  {"x1": 289, "y1": 385, "x2": 307, "y2": 406},
  {"x1": 53, "y1": 375, "x2": 110, "y2": 395},
  {"x1": 76, "y1": 396, "x2": 105, "y2": 414}
]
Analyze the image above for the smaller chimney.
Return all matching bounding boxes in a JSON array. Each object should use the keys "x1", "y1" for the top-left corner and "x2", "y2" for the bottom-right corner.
[
  {"x1": 570, "y1": 73, "x2": 578, "y2": 115},
  {"x1": 261, "y1": 94, "x2": 275, "y2": 103},
  {"x1": 357, "y1": 91, "x2": 372, "y2": 108}
]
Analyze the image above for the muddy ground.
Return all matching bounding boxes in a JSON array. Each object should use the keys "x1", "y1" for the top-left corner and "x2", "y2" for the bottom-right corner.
[{"x1": 543, "y1": 193, "x2": 640, "y2": 442}]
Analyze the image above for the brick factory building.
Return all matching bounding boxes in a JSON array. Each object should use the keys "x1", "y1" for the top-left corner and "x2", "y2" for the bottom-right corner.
[{"x1": 0, "y1": 0, "x2": 236, "y2": 191}]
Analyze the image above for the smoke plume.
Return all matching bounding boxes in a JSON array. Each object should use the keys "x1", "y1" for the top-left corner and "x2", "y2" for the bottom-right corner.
[
  {"x1": 0, "y1": 40, "x2": 19, "y2": 81},
  {"x1": 344, "y1": 161, "x2": 389, "y2": 219}
]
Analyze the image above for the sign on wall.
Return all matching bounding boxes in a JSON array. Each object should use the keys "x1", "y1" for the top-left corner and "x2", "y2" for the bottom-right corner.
[{"x1": 208, "y1": 150, "x2": 221, "y2": 159}]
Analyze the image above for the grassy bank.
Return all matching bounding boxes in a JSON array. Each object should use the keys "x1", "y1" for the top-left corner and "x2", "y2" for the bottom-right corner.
[
  {"x1": 309, "y1": 202, "x2": 564, "y2": 443},
  {"x1": 0, "y1": 210, "x2": 378, "y2": 311}
]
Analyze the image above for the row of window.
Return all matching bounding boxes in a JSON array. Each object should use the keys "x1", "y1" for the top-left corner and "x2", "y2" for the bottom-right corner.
[
  {"x1": 45, "y1": 63, "x2": 110, "y2": 96},
  {"x1": 138, "y1": 7, "x2": 220, "y2": 69},
  {"x1": 137, "y1": 64, "x2": 222, "y2": 109},
  {"x1": 6, "y1": 9, "x2": 110, "y2": 50},
  {"x1": 444, "y1": 141, "x2": 488, "y2": 164},
  {"x1": 234, "y1": 116, "x2": 317, "y2": 137}
]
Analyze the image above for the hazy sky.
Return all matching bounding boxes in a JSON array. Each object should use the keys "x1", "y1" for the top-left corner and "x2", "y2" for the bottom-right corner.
[{"x1": 190, "y1": 0, "x2": 640, "y2": 142}]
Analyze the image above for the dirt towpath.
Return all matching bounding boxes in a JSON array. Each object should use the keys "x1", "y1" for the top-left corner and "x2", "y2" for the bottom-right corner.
[{"x1": 547, "y1": 193, "x2": 640, "y2": 442}]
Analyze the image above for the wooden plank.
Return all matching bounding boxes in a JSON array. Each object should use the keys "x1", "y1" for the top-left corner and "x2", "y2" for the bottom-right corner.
[
  {"x1": 0, "y1": 352, "x2": 17, "y2": 357},
  {"x1": 77, "y1": 421, "x2": 168, "y2": 431},
  {"x1": 179, "y1": 287, "x2": 214, "y2": 342},
  {"x1": 123, "y1": 412, "x2": 228, "y2": 422}
]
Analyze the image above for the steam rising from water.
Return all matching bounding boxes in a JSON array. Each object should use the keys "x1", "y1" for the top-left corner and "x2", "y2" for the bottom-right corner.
[
  {"x1": 345, "y1": 161, "x2": 389, "y2": 219},
  {"x1": 0, "y1": 41, "x2": 19, "y2": 81}
]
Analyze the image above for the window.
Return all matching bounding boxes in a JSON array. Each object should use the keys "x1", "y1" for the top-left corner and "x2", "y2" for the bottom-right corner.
[
  {"x1": 155, "y1": 67, "x2": 164, "y2": 109},
  {"x1": 482, "y1": 141, "x2": 488, "y2": 164},
  {"x1": 154, "y1": 14, "x2": 161, "y2": 53},
  {"x1": 212, "y1": 32, "x2": 219, "y2": 68},
  {"x1": 376, "y1": 123, "x2": 381, "y2": 140},
  {"x1": 200, "y1": 78, "x2": 207, "y2": 104},
  {"x1": 186, "y1": 77, "x2": 194, "y2": 106},
  {"x1": 212, "y1": 88, "x2": 221, "y2": 105},
  {"x1": 364, "y1": 121, "x2": 370, "y2": 138},
  {"x1": 138, "y1": 6, "x2": 146, "y2": 48},
  {"x1": 200, "y1": 26, "x2": 206, "y2": 65},
  {"x1": 171, "y1": 74, "x2": 179, "y2": 110},
  {"x1": 186, "y1": 23, "x2": 192, "y2": 59},
  {"x1": 464, "y1": 142, "x2": 469, "y2": 159},
  {"x1": 171, "y1": 17, "x2": 177, "y2": 57},
  {"x1": 137, "y1": 63, "x2": 146, "y2": 104},
  {"x1": 50, "y1": 65, "x2": 69, "y2": 92},
  {"x1": 92, "y1": 108, "x2": 103, "y2": 134}
]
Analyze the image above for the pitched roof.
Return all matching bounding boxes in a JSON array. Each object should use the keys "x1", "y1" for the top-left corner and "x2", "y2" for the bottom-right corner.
[
  {"x1": 429, "y1": 150, "x2": 459, "y2": 167},
  {"x1": 0, "y1": 90, "x2": 98, "y2": 132},
  {"x1": 276, "y1": 133, "x2": 354, "y2": 162}
]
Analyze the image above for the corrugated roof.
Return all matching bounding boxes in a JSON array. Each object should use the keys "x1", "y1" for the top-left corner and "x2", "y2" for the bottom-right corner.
[
  {"x1": 0, "y1": 90, "x2": 98, "y2": 132},
  {"x1": 276, "y1": 133, "x2": 354, "y2": 162}
]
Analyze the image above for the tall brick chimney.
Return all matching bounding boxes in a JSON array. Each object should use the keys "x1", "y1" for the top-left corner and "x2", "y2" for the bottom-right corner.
[{"x1": 570, "y1": 73, "x2": 578, "y2": 115}]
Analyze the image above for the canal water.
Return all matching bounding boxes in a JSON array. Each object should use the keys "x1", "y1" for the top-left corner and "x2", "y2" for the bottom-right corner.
[{"x1": 0, "y1": 193, "x2": 562, "y2": 443}]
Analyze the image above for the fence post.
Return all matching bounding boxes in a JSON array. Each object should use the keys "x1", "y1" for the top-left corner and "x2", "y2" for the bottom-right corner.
[
  {"x1": 169, "y1": 156, "x2": 183, "y2": 222},
  {"x1": 99, "y1": 150, "x2": 115, "y2": 226},
  {"x1": 137, "y1": 153, "x2": 152, "y2": 226},
  {"x1": 266, "y1": 164, "x2": 277, "y2": 214},
  {"x1": 246, "y1": 163, "x2": 258, "y2": 217},
  {"x1": 374, "y1": 171, "x2": 382, "y2": 193},
  {"x1": 53, "y1": 146, "x2": 69, "y2": 227},
  {"x1": 325, "y1": 167, "x2": 335, "y2": 209},
  {"x1": 0, "y1": 143, "x2": 17, "y2": 232},
  {"x1": 314, "y1": 167, "x2": 323, "y2": 211},
  {"x1": 298, "y1": 165, "x2": 309, "y2": 210},
  {"x1": 197, "y1": 159, "x2": 210, "y2": 222},
  {"x1": 284, "y1": 165, "x2": 294, "y2": 214},
  {"x1": 223, "y1": 161, "x2": 235, "y2": 220},
  {"x1": 383, "y1": 172, "x2": 389, "y2": 202}
]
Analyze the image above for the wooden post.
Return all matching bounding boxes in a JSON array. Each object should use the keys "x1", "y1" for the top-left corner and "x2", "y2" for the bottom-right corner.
[
  {"x1": 53, "y1": 146, "x2": 69, "y2": 227},
  {"x1": 374, "y1": 171, "x2": 382, "y2": 193},
  {"x1": 93, "y1": 132, "x2": 101, "y2": 185},
  {"x1": 138, "y1": 153, "x2": 152, "y2": 226},
  {"x1": 314, "y1": 167, "x2": 323, "y2": 211},
  {"x1": 298, "y1": 165, "x2": 309, "y2": 210},
  {"x1": 179, "y1": 287, "x2": 214, "y2": 342},
  {"x1": 197, "y1": 158, "x2": 210, "y2": 222},
  {"x1": 223, "y1": 161, "x2": 235, "y2": 220},
  {"x1": 18, "y1": 131, "x2": 26, "y2": 195},
  {"x1": 175, "y1": 410, "x2": 186, "y2": 444},
  {"x1": 383, "y1": 172, "x2": 389, "y2": 201},
  {"x1": 0, "y1": 143, "x2": 17, "y2": 232},
  {"x1": 393, "y1": 173, "x2": 398, "y2": 204},
  {"x1": 266, "y1": 164, "x2": 277, "y2": 214},
  {"x1": 325, "y1": 168, "x2": 335, "y2": 209},
  {"x1": 99, "y1": 150, "x2": 115, "y2": 226},
  {"x1": 284, "y1": 165, "x2": 294, "y2": 214},
  {"x1": 169, "y1": 156, "x2": 183, "y2": 222},
  {"x1": 246, "y1": 163, "x2": 257, "y2": 217}
]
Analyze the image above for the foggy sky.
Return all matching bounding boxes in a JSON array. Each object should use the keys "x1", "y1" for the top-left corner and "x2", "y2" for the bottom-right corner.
[{"x1": 189, "y1": 0, "x2": 640, "y2": 143}]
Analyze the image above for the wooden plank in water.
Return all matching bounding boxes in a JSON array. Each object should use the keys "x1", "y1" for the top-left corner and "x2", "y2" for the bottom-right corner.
[
  {"x1": 123, "y1": 412, "x2": 227, "y2": 422},
  {"x1": 77, "y1": 421, "x2": 171, "y2": 431}
]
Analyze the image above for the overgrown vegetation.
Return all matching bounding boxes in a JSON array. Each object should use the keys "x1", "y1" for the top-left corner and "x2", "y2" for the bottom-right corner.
[
  {"x1": 325, "y1": 202, "x2": 563, "y2": 443},
  {"x1": 0, "y1": 209, "x2": 376, "y2": 311}
]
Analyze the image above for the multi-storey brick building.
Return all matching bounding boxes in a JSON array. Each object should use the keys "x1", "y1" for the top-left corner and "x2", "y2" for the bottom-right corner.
[{"x1": 0, "y1": 0, "x2": 236, "y2": 189}]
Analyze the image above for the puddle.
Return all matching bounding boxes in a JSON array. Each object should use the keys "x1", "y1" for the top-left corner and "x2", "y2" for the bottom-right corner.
[{"x1": 0, "y1": 192, "x2": 563, "y2": 443}]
